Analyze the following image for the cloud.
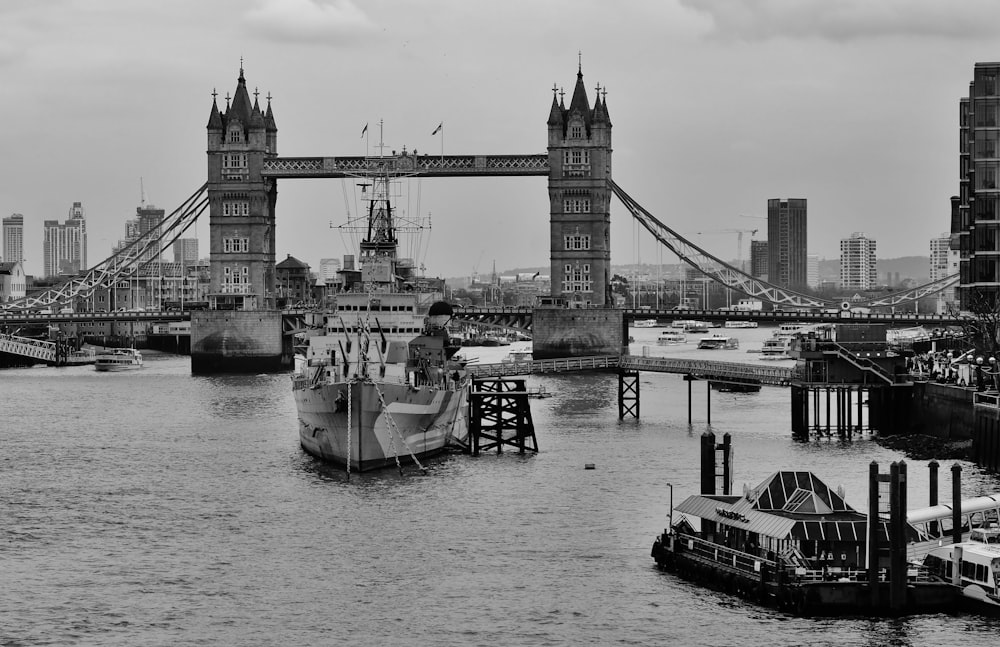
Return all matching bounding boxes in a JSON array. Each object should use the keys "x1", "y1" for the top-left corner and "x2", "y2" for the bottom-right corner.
[
  {"x1": 243, "y1": 0, "x2": 375, "y2": 44},
  {"x1": 680, "y1": 0, "x2": 1000, "y2": 42}
]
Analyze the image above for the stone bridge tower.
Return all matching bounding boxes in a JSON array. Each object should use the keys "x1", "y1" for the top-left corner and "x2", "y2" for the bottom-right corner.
[
  {"x1": 547, "y1": 65, "x2": 613, "y2": 307},
  {"x1": 205, "y1": 66, "x2": 278, "y2": 310}
]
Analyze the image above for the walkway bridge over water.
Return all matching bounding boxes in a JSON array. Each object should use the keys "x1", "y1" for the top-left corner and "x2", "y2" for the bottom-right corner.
[
  {"x1": 466, "y1": 354, "x2": 794, "y2": 386},
  {"x1": 0, "y1": 332, "x2": 94, "y2": 366}
]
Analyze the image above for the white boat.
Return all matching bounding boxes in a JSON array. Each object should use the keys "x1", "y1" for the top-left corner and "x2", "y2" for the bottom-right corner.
[
  {"x1": 633, "y1": 318, "x2": 658, "y2": 328},
  {"x1": 922, "y1": 527, "x2": 1000, "y2": 613},
  {"x1": 724, "y1": 320, "x2": 758, "y2": 329},
  {"x1": 502, "y1": 347, "x2": 533, "y2": 364},
  {"x1": 94, "y1": 348, "x2": 143, "y2": 371},
  {"x1": 291, "y1": 152, "x2": 470, "y2": 473},
  {"x1": 656, "y1": 331, "x2": 687, "y2": 345},
  {"x1": 760, "y1": 336, "x2": 794, "y2": 360},
  {"x1": 679, "y1": 320, "x2": 710, "y2": 333},
  {"x1": 697, "y1": 334, "x2": 739, "y2": 350}
]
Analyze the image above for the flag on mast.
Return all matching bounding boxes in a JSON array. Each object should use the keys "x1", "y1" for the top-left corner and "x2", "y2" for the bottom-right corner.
[
  {"x1": 361, "y1": 123, "x2": 368, "y2": 138},
  {"x1": 431, "y1": 122, "x2": 443, "y2": 136}
]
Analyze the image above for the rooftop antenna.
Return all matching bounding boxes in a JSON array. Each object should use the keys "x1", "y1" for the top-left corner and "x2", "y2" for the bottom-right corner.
[{"x1": 140, "y1": 177, "x2": 146, "y2": 208}]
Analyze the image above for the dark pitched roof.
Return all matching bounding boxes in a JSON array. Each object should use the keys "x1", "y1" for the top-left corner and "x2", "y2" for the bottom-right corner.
[
  {"x1": 276, "y1": 254, "x2": 310, "y2": 270},
  {"x1": 207, "y1": 97, "x2": 223, "y2": 130}
]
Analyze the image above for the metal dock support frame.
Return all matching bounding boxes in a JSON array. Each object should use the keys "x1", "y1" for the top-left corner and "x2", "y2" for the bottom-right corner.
[
  {"x1": 618, "y1": 369, "x2": 639, "y2": 419},
  {"x1": 469, "y1": 378, "x2": 538, "y2": 456}
]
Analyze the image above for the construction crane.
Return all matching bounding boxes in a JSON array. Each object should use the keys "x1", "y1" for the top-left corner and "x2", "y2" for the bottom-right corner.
[{"x1": 692, "y1": 228, "x2": 758, "y2": 271}]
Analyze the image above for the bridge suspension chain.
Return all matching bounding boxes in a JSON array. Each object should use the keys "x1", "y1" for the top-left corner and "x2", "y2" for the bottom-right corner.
[
  {"x1": 3, "y1": 183, "x2": 209, "y2": 312},
  {"x1": 609, "y1": 180, "x2": 959, "y2": 310}
]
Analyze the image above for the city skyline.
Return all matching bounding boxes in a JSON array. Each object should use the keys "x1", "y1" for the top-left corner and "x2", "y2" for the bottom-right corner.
[{"x1": 1, "y1": 1, "x2": 997, "y2": 280}]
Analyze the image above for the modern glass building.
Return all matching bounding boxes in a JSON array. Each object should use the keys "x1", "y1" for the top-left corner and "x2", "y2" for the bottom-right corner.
[{"x1": 766, "y1": 198, "x2": 807, "y2": 290}]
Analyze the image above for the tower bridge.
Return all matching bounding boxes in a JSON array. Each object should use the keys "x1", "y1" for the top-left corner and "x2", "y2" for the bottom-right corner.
[{"x1": 0, "y1": 63, "x2": 963, "y2": 372}]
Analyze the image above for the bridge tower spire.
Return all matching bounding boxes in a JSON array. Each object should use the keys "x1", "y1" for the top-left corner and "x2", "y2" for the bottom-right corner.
[
  {"x1": 205, "y1": 65, "x2": 278, "y2": 310},
  {"x1": 547, "y1": 63, "x2": 613, "y2": 306}
]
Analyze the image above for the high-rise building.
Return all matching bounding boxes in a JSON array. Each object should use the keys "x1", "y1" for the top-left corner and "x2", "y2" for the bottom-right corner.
[
  {"x1": 3, "y1": 213, "x2": 24, "y2": 264},
  {"x1": 807, "y1": 254, "x2": 820, "y2": 289},
  {"x1": 114, "y1": 204, "x2": 167, "y2": 263},
  {"x1": 43, "y1": 202, "x2": 87, "y2": 277},
  {"x1": 766, "y1": 198, "x2": 807, "y2": 290},
  {"x1": 931, "y1": 233, "x2": 958, "y2": 313},
  {"x1": 173, "y1": 238, "x2": 199, "y2": 266},
  {"x1": 749, "y1": 239, "x2": 768, "y2": 279},
  {"x1": 956, "y1": 62, "x2": 1000, "y2": 309},
  {"x1": 839, "y1": 232, "x2": 877, "y2": 290}
]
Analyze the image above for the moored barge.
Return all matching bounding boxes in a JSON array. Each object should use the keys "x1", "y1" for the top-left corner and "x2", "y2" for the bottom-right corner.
[{"x1": 651, "y1": 467, "x2": 958, "y2": 615}]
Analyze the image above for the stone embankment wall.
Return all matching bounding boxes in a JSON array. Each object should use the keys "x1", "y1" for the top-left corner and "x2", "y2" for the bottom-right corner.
[
  {"x1": 532, "y1": 308, "x2": 624, "y2": 359},
  {"x1": 191, "y1": 311, "x2": 288, "y2": 373},
  {"x1": 909, "y1": 382, "x2": 975, "y2": 440}
]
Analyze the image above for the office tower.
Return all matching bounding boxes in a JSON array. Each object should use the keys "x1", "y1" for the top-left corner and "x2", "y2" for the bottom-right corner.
[
  {"x1": 3, "y1": 213, "x2": 24, "y2": 264},
  {"x1": 43, "y1": 202, "x2": 87, "y2": 277},
  {"x1": 173, "y1": 238, "x2": 200, "y2": 265},
  {"x1": 839, "y1": 232, "x2": 877, "y2": 290},
  {"x1": 931, "y1": 233, "x2": 958, "y2": 313},
  {"x1": 115, "y1": 204, "x2": 166, "y2": 263},
  {"x1": 766, "y1": 198, "x2": 807, "y2": 290},
  {"x1": 807, "y1": 254, "x2": 819, "y2": 289},
  {"x1": 957, "y1": 62, "x2": 1000, "y2": 309},
  {"x1": 749, "y1": 239, "x2": 768, "y2": 279}
]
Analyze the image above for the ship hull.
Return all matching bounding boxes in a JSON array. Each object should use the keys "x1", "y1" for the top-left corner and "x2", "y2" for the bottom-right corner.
[{"x1": 294, "y1": 379, "x2": 468, "y2": 472}]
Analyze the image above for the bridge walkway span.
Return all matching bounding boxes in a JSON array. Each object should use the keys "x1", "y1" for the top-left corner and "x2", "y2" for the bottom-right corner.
[{"x1": 466, "y1": 355, "x2": 794, "y2": 386}]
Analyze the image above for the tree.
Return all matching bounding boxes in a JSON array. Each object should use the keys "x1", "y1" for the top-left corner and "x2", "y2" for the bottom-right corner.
[{"x1": 952, "y1": 289, "x2": 1000, "y2": 358}]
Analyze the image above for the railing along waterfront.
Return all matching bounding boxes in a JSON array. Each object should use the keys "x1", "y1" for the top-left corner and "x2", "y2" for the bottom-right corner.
[
  {"x1": 465, "y1": 354, "x2": 794, "y2": 385},
  {"x1": 674, "y1": 533, "x2": 940, "y2": 584},
  {"x1": 465, "y1": 355, "x2": 619, "y2": 379}
]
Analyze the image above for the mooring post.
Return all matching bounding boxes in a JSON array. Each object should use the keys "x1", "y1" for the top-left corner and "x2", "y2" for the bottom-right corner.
[
  {"x1": 867, "y1": 461, "x2": 880, "y2": 608},
  {"x1": 706, "y1": 381, "x2": 711, "y2": 425},
  {"x1": 888, "y1": 461, "x2": 904, "y2": 612},
  {"x1": 721, "y1": 432, "x2": 732, "y2": 495},
  {"x1": 952, "y1": 463, "x2": 963, "y2": 546},
  {"x1": 928, "y1": 460, "x2": 939, "y2": 507},
  {"x1": 700, "y1": 432, "x2": 716, "y2": 495},
  {"x1": 895, "y1": 461, "x2": 908, "y2": 609},
  {"x1": 687, "y1": 375, "x2": 693, "y2": 425}
]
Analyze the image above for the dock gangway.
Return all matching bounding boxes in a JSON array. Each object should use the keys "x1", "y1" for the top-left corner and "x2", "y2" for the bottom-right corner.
[
  {"x1": 466, "y1": 354, "x2": 794, "y2": 386},
  {"x1": 0, "y1": 332, "x2": 59, "y2": 364}
]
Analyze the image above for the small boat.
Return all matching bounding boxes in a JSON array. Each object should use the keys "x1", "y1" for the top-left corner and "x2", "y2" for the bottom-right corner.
[
  {"x1": 760, "y1": 336, "x2": 793, "y2": 359},
  {"x1": 502, "y1": 348, "x2": 533, "y2": 364},
  {"x1": 94, "y1": 348, "x2": 143, "y2": 371},
  {"x1": 697, "y1": 334, "x2": 739, "y2": 350},
  {"x1": 682, "y1": 320, "x2": 711, "y2": 333},
  {"x1": 526, "y1": 385, "x2": 553, "y2": 399},
  {"x1": 633, "y1": 318, "x2": 658, "y2": 328},
  {"x1": 656, "y1": 332, "x2": 687, "y2": 346},
  {"x1": 922, "y1": 526, "x2": 1000, "y2": 614},
  {"x1": 724, "y1": 320, "x2": 758, "y2": 329}
]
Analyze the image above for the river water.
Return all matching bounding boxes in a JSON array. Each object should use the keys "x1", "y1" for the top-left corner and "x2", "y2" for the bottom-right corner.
[{"x1": 4, "y1": 324, "x2": 1000, "y2": 645}]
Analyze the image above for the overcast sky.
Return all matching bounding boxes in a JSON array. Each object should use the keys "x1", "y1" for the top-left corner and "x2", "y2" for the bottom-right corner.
[{"x1": 2, "y1": 0, "x2": 997, "y2": 279}]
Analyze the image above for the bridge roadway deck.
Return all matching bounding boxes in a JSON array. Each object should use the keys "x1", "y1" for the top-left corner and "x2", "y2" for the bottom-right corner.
[
  {"x1": 467, "y1": 354, "x2": 794, "y2": 386},
  {"x1": 455, "y1": 306, "x2": 964, "y2": 328}
]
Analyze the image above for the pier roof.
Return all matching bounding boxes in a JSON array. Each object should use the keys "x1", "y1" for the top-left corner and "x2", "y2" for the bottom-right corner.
[{"x1": 674, "y1": 471, "x2": 919, "y2": 543}]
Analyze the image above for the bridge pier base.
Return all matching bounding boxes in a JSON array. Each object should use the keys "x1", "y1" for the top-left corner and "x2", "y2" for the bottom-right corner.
[
  {"x1": 792, "y1": 384, "x2": 874, "y2": 438},
  {"x1": 618, "y1": 369, "x2": 639, "y2": 419}
]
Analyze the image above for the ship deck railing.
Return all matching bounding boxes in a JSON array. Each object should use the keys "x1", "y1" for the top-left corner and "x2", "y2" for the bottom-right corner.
[{"x1": 673, "y1": 532, "x2": 940, "y2": 584}]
